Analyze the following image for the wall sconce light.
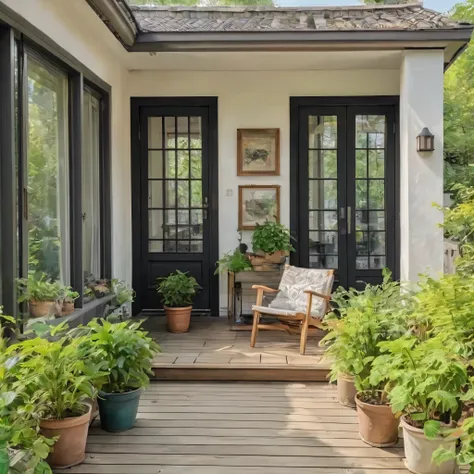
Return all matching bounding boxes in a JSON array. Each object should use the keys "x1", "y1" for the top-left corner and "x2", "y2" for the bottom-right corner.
[{"x1": 417, "y1": 127, "x2": 435, "y2": 152}]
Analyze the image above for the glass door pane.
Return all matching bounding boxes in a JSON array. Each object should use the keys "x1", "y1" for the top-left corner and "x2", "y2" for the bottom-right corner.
[
  {"x1": 26, "y1": 57, "x2": 69, "y2": 283},
  {"x1": 354, "y1": 115, "x2": 387, "y2": 270},
  {"x1": 308, "y1": 115, "x2": 338, "y2": 269},
  {"x1": 148, "y1": 116, "x2": 203, "y2": 254}
]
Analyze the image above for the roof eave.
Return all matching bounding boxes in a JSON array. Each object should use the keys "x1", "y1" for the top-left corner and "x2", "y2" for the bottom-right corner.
[
  {"x1": 130, "y1": 28, "x2": 473, "y2": 53},
  {"x1": 86, "y1": 0, "x2": 137, "y2": 47}
]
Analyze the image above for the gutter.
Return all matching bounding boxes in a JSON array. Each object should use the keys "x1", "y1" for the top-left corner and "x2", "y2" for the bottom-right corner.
[
  {"x1": 130, "y1": 28, "x2": 473, "y2": 53},
  {"x1": 86, "y1": 0, "x2": 137, "y2": 47}
]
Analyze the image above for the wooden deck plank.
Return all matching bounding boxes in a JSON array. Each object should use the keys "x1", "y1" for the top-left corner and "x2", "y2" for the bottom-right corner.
[
  {"x1": 56, "y1": 467, "x2": 411, "y2": 474},
  {"x1": 53, "y1": 381, "x2": 411, "y2": 474}
]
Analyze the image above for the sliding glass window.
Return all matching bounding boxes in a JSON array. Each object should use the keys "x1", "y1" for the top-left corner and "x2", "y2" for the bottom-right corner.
[
  {"x1": 26, "y1": 56, "x2": 70, "y2": 283},
  {"x1": 82, "y1": 90, "x2": 101, "y2": 280}
]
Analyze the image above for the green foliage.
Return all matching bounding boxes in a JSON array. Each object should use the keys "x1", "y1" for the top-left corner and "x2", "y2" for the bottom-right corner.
[
  {"x1": 252, "y1": 221, "x2": 295, "y2": 254},
  {"x1": 0, "y1": 343, "x2": 54, "y2": 474},
  {"x1": 444, "y1": 1, "x2": 474, "y2": 190},
  {"x1": 409, "y1": 273, "x2": 474, "y2": 359},
  {"x1": 59, "y1": 285, "x2": 79, "y2": 303},
  {"x1": 16, "y1": 274, "x2": 62, "y2": 303},
  {"x1": 320, "y1": 270, "x2": 408, "y2": 389},
  {"x1": 156, "y1": 270, "x2": 201, "y2": 307},
  {"x1": 215, "y1": 250, "x2": 252, "y2": 275},
  {"x1": 76, "y1": 319, "x2": 160, "y2": 394},
  {"x1": 372, "y1": 336, "x2": 467, "y2": 428},
  {"x1": 110, "y1": 279, "x2": 136, "y2": 307},
  {"x1": 4, "y1": 333, "x2": 105, "y2": 420}
]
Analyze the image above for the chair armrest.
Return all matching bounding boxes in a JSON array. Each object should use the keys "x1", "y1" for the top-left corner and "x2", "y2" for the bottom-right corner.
[
  {"x1": 304, "y1": 289, "x2": 331, "y2": 301},
  {"x1": 252, "y1": 285, "x2": 280, "y2": 293}
]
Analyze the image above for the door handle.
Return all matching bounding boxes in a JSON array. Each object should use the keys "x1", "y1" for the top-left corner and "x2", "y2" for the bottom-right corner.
[
  {"x1": 347, "y1": 206, "x2": 352, "y2": 235},
  {"x1": 203, "y1": 197, "x2": 209, "y2": 220}
]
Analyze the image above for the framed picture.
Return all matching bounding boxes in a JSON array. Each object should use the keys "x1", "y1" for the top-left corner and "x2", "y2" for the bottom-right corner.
[
  {"x1": 237, "y1": 128, "x2": 280, "y2": 176},
  {"x1": 238, "y1": 185, "x2": 280, "y2": 230}
]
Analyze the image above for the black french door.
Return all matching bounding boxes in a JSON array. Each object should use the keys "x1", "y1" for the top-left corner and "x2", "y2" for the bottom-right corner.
[
  {"x1": 290, "y1": 98, "x2": 398, "y2": 289},
  {"x1": 131, "y1": 98, "x2": 218, "y2": 314}
]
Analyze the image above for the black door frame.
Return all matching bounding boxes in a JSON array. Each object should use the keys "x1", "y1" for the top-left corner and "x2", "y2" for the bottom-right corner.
[
  {"x1": 289, "y1": 96, "x2": 400, "y2": 285},
  {"x1": 131, "y1": 97, "x2": 219, "y2": 315}
]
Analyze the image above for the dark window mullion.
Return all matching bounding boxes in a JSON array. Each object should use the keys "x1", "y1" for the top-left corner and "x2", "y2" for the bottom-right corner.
[
  {"x1": 174, "y1": 116, "x2": 178, "y2": 249},
  {"x1": 0, "y1": 26, "x2": 18, "y2": 323},
  {"x1": 69, "y1": 73, "x2": 84, "y2": 307}
]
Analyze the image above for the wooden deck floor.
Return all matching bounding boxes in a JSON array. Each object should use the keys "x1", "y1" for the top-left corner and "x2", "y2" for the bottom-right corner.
[
  {"x1": 147, "y1": 317, "x2": 330, "y2": 381},
  {"x1": 55, "y1": 381, "x2": 411, "y2": 474}
]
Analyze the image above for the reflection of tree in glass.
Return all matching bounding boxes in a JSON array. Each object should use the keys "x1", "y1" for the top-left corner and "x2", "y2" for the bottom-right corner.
[{"x1": 27, "y1": 63, "x2": 66, "y2": 281}]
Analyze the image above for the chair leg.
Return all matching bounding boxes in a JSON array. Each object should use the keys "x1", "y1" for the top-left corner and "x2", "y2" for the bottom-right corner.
[
  {"x1": 300, "y1": 313, "x2": 311, "y2": 355},
  {"x1": 250, "y1": 311, "x2": 260, "y2": 348}
]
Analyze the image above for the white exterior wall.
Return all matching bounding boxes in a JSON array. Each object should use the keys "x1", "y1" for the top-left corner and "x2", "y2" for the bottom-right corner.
[
  {"x1": 400, "y1": 50, "x2": 444, "y2": 281},
  {"x1": 129, "y1": 70, "x2": 400, "y2": 313},
  {"x1": 2, "y1": 0, "x2": 132, "y2": 284}
]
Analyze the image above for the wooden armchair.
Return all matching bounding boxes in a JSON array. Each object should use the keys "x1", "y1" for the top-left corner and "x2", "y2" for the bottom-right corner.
[{"x1": 250, "y1": 266, "x2": 334, "y2": 355}]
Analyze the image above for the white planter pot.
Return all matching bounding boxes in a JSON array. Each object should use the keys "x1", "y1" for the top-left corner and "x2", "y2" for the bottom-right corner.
[{"x1": 401, "y1": 416, "x2": 456, "y2": 474}]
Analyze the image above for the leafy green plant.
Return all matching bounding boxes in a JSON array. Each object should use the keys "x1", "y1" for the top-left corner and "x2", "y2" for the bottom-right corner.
[
  {"x1": 320, "y1": 270, "x2": 408, "y2": 392},
  {"x1": 156, "y1": 270, "x2": 201, "y2": 307},
  {"x1": 214, "y1": 250, "x2": 252, "y2": 275},
  {"x1": 251, "y1": 221, "x2": 295, "y2": 254},
  {"x1": 76, "y1": 319, "x2": 160, "y2": 394},
  {"x1": 0, "y1": 337, "x2": 54, "y2": 474},
  {"x1": 371, "y1": 336, "x2": 467, "y2": 429},
  {"x1": 16, "y1": 274, "x2": 61, "y2": 303},
  {"x1": 59, "y1": 286, "x2": 79, "y2": 304},
  {"x1": 4, "y1": 329, "x2": 106, "y2": 420},
  {"x1": 110, "y1": 279, "x2": 135, "y2": 307},
  {"x1": 409, "y1": 273, "x2": 474, "y2": 360}
]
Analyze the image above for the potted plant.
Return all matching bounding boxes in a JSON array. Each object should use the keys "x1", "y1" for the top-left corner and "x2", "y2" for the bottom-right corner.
[
  {"x1": 60, "y1": 286, "x2": 79, "y2": 316},
  {"x1": 79, "y1": 319, "x2": 160, "y2": 432},
  {"x1": 16, "y1": 274, "x2": 62, "y2": 318},
  {"x1": 375, "y1": 336, "x2": 467, "y2": 474},
  {"x1": 156, "y1": 270, "x2": 201, "y2": 333},
  {"x1": 320, "y1": 270, "x2": 406, "y2": 409},
  {"x1": 251, "y1": 221, "x2": 295, "y2": 264},
  {"x1": 215, "y1": 249, "x2": 252, "y2": 275},
  {"x1": 4, "y1": 331, "x2": 106, "y2": 468}
]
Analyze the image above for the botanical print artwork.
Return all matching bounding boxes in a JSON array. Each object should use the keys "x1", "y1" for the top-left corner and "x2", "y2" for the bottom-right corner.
[
  {"x1": 239, "y1": 185, "x2": 280, "y2": 230},
  {"x1": 237, "y1": 129, "x2": 280, "y2": 176}
]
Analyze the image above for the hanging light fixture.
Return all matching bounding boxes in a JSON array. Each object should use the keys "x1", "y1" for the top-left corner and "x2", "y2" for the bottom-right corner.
[{"x1": 417, "y1": 128, "x2": 435, "y2": 153}]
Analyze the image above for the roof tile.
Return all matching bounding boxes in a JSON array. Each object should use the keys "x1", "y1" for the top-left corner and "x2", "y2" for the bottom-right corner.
[{"x1": 129, "y1": 3, "x2": 470, "y2": 33}]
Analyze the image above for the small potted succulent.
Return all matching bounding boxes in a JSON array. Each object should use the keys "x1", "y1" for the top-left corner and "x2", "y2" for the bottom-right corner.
[
  {"x1": 79, "y1": 319, "x2": 160, "y2": 432},
  {"x1": 156, "y1": 270, "x2": 201, "y2": 333},
  {"x1": 60, "y1": 286, "x2": 80, "y2": 316},
  {"x1": 16, "y1": 274, "x2": 62, "y2": 318},
  {"x1": 251, "y1": 221, "x2": 295, "y2": 264}
]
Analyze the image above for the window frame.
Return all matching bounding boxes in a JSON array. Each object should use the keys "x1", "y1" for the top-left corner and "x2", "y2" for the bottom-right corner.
[{"x1": 0, "y1": 18, "x2": 112, "y2": 319}]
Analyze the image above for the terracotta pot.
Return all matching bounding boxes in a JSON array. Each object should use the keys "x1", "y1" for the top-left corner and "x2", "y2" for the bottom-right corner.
[
  {"x1": 265, "y1": 250, "x2": 288, "y2": 264},
  {"x1": 40, "y1": 405, "x2": 91, "y2": 469},
  {"x1": 164, "y1": 305, "x2": 192, "y2": 333},
  {"x1": 401, "y1": 416, "x2": 456, "y2": 474},
  {"x1": 355, "y1": 392, "x2": 399, "y2": 447},
  {"x1": 62, "y1": 301, "x2": 75, "y2": 316},
  {"x1": 337, "y1": 373, "x2": 357, "y2": 408},
  {"x1": 29, "y1": 300, "x2": 56, "y2": 318}
]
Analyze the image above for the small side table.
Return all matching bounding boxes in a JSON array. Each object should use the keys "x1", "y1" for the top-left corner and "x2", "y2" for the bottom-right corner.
[{"x1": 227, "y1": 270, "x2": 283, "y2": 330}]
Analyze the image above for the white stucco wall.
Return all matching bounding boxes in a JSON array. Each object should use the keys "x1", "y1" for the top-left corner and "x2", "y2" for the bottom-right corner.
[
  {"x1": 400, "y1": 50, "x2": 444, "y2": 281},
  {"x1": 2, "y1": 0, "x2": 132, "y2": 284},
  {"x1": 129, "y1": 69, "x2": 400, "y2": 313}
]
